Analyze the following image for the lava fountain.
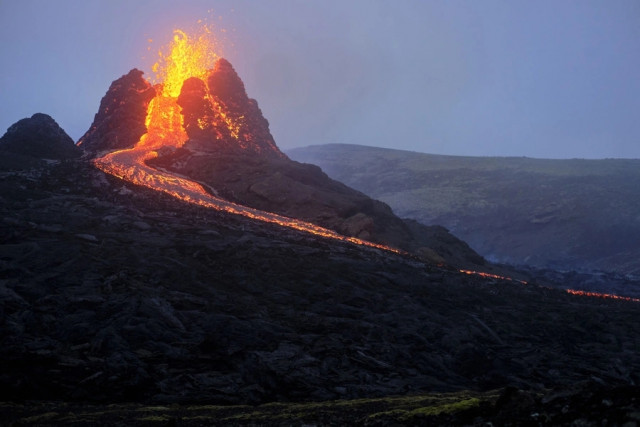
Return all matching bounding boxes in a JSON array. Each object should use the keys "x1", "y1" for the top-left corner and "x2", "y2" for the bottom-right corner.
[{"x1": 93, "y1": 26, "x2": 402, "y2": 254}]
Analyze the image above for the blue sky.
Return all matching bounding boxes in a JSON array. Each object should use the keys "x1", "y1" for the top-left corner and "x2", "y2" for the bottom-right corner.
[{"x1": 1, "y1": 1, "x2": 639, "y2": 158}]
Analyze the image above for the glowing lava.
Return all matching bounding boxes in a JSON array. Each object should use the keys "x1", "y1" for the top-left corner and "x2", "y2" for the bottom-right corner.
[
  {"x1": 459, "y1": 269, "x2": 528, "y2": 284},
  {"x1": 94, "y1": 26, "x2": 402, "y2": 255},
  {"x1": 153, "y1": 28, "x2": 220, "y2": 98},
  {"x1": 565, "y1": 289, "x2": 640, "y2": 303},
  {"x1": 459, "y1": 269, "x2": 639, "y2": 303},
  {"x1": 92, "y1": 26, "x2": 640, "y2": 303}
]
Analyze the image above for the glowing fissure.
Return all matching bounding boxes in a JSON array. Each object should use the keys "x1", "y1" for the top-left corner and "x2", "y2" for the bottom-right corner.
[
  {"x1": 565, "y1": 289, "x2": 640, "y2": 303},
  {"x1": 459, "y1": 268, "x2": 639, "y2": 303},
  {"x1": 459, "y1": 269, "x2": 528, "y2": 285}
]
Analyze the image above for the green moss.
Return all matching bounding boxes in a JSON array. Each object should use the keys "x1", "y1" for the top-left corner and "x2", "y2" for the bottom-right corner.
[
  {"x1": 367, "y1": 408, "x2": 409, "y2": 420},
  {"x1": 137, "y1": 405, "x2": 171, "y2": 411},
  {"x1": 3, "y1": 389, "x2": 500, "y2": 425},
  {"x1": 403, "y1": 397, "x2": 480, "y2": 419},
  {"x1": 18, "y1": 412, "x2": 61, "y2": 423},
  {"x1": 137, "y1": 414, "x2": 172, "y2": 422}
]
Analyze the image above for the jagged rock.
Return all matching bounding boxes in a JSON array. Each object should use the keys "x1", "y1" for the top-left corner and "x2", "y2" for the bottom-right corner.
[
  {"x1": 177, "y1": 77, "x2": 233, "y2": 148},
  {"x1": 78, "y1": 69, "x2": 155, "y2": 153},
  {"x1": 179, "y1": 58, "x2": 285, "y2": 158},
  {"x1": 207, "y1": 58, "x2": 249, "y2": 112},
  {"x1": 0, "y1": 113, "x2": 79, "y2": 159},
  {"x1": 1, "y1": 160, "x2": 640, "y2": 408}
]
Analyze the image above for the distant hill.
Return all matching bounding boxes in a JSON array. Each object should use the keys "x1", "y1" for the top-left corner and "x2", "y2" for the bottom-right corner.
[{"x1": 288, "y1": 144, "x2": 640, "y2": 275}]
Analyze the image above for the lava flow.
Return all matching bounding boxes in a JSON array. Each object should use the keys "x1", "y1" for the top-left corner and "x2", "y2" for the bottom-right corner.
[
  {"x1": 94, "y1": 27, "x2": 402, "y2": 255},
  {"x1": 565, "y1": 289, "x2": 640, "y2": 303},
  {"x1": 459, "y1": 268, "x2": 639, "y2": 303},
  {"x1": 459, "y1": 269, "x2": 528, "y2": 285}
]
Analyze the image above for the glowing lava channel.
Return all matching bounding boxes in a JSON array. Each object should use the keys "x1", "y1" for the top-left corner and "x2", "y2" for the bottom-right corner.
[
  {"x1": 459, "y1": 269, "x2": 639, "y2": 303},
  {"x1": 95, "y1": 28, "x2": 402, "y2": 255},
  {"x1": 565, "y1": 289, "x2": 640, "y2": 303}
]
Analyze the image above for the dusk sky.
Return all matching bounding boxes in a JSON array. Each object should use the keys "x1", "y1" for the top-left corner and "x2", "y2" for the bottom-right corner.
[{"x1": 1, "y1": 1, "x2": 639, "y2": 159}]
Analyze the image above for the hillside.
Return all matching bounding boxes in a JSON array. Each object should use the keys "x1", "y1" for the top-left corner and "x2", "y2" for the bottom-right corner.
[
  {"x1": 3, "y1": 61, "x2": 640, "y2": 423},
  {"x1": 2, "y1": 152, "x2": 640, "y2": 425},
  {"x1": 289, "y1": 144, "x2": 640, "y2": 275}
]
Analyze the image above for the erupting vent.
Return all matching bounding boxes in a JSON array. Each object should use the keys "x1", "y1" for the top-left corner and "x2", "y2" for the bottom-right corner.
[{"x1": 93, "y1": 26, "x2": 402, "y2": 255}]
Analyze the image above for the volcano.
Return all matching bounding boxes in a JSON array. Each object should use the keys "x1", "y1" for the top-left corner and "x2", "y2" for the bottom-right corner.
[{"x1": 76, "y1": 31, "x2": 486, "y2": 269}]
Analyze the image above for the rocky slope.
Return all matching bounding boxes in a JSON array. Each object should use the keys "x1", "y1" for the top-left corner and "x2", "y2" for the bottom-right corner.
[
  {"x1": 178, "y1": 58, "x2": 284, "y2": 158},
  {"x1": 289, "y1": 144, "x2": 640, "y2": 276},
  {"x1": 77, "y1": 69, "x2": 156, "y2": 153},
  {"x1": 2, "y1": 156, "x2": 640, "y2": 409},
  {"x1": 2, "y1": 64, "x2": 640, "y2": 423}
]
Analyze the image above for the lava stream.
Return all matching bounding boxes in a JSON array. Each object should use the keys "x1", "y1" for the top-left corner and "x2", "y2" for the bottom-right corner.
[
  {"x1": 565, "y1": 289, "x2": 640, "y2": 303},
  {"x1": 94, "y1": 148, "x2": 403, "y2": 255},
  {"x1": 459, "y1": 269, "x2": 528, "y2": 284},
  {"x1": 459, "y1": 268, "x2": 639, "y2": 303}
]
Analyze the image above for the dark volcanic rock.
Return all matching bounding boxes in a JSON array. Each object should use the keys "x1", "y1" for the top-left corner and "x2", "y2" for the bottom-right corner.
[
  {"x1": 78, "y1": 69, "x2": 155, "y2": 154},
  {"x1": 180, "y1": 58, "x2": 285, "y2": 158},
  {"x1": 177, "y1": 77, "x2": 233, "y2": 149},
  {"x1": 207, "y1": 58, "x2": 249, "y2": 112},
  {"x1": 0, "y1": 113, "x2": 79, "y2": 159},
  {"x1": 1, "y1": 159, "x2": 640, "y2": 408}
]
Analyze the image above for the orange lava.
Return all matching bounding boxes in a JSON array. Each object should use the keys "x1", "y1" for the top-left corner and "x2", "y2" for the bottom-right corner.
[
  {"x1": 459, "y1": 269, "x2": 639, "y2": 303},
  {"x1": 94, "y1": 26, "x2": 403, "y2": 256},
  {"x1": 459, "y1": 269, "x2": 528, "y2": 285},
  {"x1": 565, "y1": 289, "x2": 640, "y2": 303},
  {"x1": 152, "y1": 28, "x2": 220, "y2": 98}
]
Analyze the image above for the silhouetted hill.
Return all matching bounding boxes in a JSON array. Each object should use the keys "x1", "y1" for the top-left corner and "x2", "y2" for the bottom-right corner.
[
  {"x1": 289, "y1": 144, "x2": 640, "y2": 275},
  {"x1": 0, "y1": 113, "x2": 80, "y2": 160}
]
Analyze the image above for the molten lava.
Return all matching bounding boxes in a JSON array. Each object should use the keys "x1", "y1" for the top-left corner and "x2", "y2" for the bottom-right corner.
[
  {"x1": 459, "y1": 269, "x2": 528, "y2": 285},
  {"x1": 94, "y1": 26, "x2": 402, "y2": 255},
  {"x1": 459, "y1": 268, "x2": 639, "y2": 303},
  {"x1": 565, "y1": 289, "x2": 640, "y2": 303},
  {"x1": 152, "y1": 28, "x2": 220, "y2": 98}
]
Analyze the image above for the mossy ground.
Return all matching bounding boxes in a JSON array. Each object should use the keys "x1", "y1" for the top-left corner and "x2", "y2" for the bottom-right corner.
[{"x1": 0, "y1": 389, "x2": 500, "y2": 426}]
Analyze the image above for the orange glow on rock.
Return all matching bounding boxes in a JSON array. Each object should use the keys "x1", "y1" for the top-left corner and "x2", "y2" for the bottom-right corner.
[
  {"x1": 458, "y1": 269, "x2": 528, "y2": 284},
  {"x1": 94, "y1": 27, "x2": 404, "y2": 256},
  {"x1": 565, "y1": 289, "x2": 640, "y2": 303},
  {"x1": 459, "y1": 269, "x2": 639, "y2": 303}
]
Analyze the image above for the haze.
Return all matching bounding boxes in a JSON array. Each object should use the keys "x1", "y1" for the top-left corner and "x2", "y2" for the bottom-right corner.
[{"x1": 1, "y1": 0, "x2": 639, "y2": 159}]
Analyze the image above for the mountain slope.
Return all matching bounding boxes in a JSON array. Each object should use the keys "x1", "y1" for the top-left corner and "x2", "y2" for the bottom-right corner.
[
  {"x1": 2, "y1": 156, "x2": 640, "y2": 406},
  {"x1": 288, "y1": 144, "x2": 640, "y2": 275}
]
